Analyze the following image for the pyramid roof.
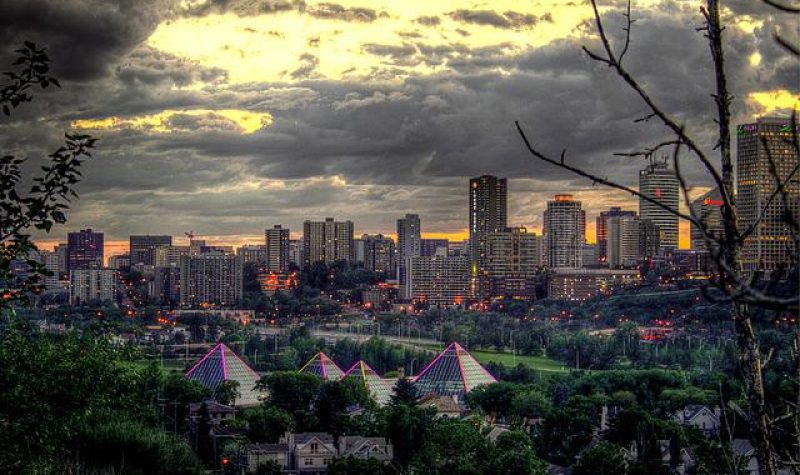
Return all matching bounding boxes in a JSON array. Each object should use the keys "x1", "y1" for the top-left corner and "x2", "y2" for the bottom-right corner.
[
  {"x1": 341, "y1": 360, "x2": 393, "y2": 406},
  {"x1": 185, "y1": 342, "x2": 263, "y2": 406},
  {"x1": 413, "y1": 342, "x2": 497, "y2": 397},
  {"x1": 299, "y1": 352, "x2": 345, "y2": 380}
]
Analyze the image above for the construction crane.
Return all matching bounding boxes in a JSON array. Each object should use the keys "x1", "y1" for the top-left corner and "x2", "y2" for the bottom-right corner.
[{"x1": 184, "y1": 230, "x2": 195, "y2": 240}]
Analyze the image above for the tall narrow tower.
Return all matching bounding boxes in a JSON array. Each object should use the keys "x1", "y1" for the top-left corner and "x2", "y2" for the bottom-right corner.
[
  {"x1": 469, "y1": 175, "x2": 507, "y2": 297},
  {"x1": 397, "y1": 214, "x2": 421, "y2": 299},
  {"x1": 639, "y1": 159, "x2": 679, "y2": 252}
]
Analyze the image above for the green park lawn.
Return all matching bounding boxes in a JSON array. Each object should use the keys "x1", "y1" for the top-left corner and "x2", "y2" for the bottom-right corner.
[{"x1": 467, "y1": 350, "x2": 569, "y2": 373}]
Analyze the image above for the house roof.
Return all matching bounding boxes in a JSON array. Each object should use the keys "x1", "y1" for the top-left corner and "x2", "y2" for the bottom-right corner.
[
  {"x1": 247, "y1": 443, "x2": 290, "y2": 454},
  {"x1": 189, "y1": 400, "x2": 235, "y2": 415},
  {"x1": 184, "y1": 342, "x2": 264, "y2": 406},
  {"x1": 413, "y1": 342, "x2": 497, "y2": 397},
  {"x1": 294, "y1": 432, "x2": 335, "y2": 446},
  {"x1": 419, "y1": 394, "x2": 462, "y2": 413},
  {"x1": 299, "y1": 352, "x2": 345, "y2": 380},
  {"x1": 341, "y1": 360, "x2": 392, "y2": 406},
  {"x1": 338, "y1": 436, "x2": 391, "y2": 457}
]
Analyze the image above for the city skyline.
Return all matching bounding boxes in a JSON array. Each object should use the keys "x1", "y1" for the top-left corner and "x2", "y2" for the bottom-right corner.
[{"x1": 1, "y1": 0, "x2": 795, "y2": 254}]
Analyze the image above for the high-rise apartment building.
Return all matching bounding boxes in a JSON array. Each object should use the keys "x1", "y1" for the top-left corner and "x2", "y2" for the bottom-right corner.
[
  {"x1": 639, "y1": 160, "x2": 679, "y2": 251},
  {"x1": 596, "y1": 207, "x2": 637, "y2": 264},
  {"x1": 237, "y1": 245, "x2": 267, "y2": 265},
  {"x1": 543, "y1": 195, "x2": 585, "y2": 268},
  {"x1": 38, "y1": 250, "x2": 62, "y2": 290},
  {"x1": 70, "y1": 268, "x2": 116, "y2": 305},
  {"x1": 179, "y1": 249, "x2": 243, "y2": 307},
  {"x1": 130, "y1": 235, "x2": 172, "y2": 266},
  {"x1": 302, "y1": 218, "x2": 354, "y2": 266},
  {"x1": 288, "y1": 239, "x2": 303, "y2": 267},
  {"x1": 360, "y1": 234, "x2": 396, "y2": 275},
  {"x1": 607, "y1": 214, "x2": 641, "y2": 268},
  {"x1": 690, "y1": 188, "x2": 725, "y2": 252},
  {"x1": 108, "y1": 253, "x2": 131, "y2": 270},
  {"x1": 737, "y1": 117, "x2": 799, "y2": 272},
  {"x1": 265, "y1": 225, "x2": 290, "y2": 272},
  {"x1": 484, "y1": 227, "x2": 543, "y2": 300},
  {"x1": 67, "y1": 229, "x2": 104, "y2": 271},
  {"x1": 407, "y1": 255, "x2": 469, "y2": 306},
  {"x1": 154, "y1": 245, "x2": 190, "y2": 267},
  {"x1": 469, "y1": 176, "x2": 507, "y2": 292},
  {"x1": 397, "y1": 214, "x2": 421, "y2": 298},
  {"x1": 639, "y1": 219, "x2": 661, "y2": 262}
]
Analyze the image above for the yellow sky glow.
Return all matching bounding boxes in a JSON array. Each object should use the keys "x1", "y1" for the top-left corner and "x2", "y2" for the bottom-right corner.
[{"x1": 72, "y1": 109, "x2": 273, "y2": 134}]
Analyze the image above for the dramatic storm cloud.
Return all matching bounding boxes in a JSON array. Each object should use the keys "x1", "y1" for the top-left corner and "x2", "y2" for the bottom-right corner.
[{"x1": 0, "y1": 0, "x2": 796, "y2": 251}]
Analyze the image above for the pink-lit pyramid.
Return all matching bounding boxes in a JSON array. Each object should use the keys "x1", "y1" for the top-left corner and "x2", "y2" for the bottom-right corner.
[
  {"x1": 341, "y1": 360, "x2": 393, "y2": 406},
  {"x1": 185, "y1": 342, "x2": 263, "y2": 406},
  {"x1": 299, "y1": 351, "x2": 345, "y2": 380},
  {"x1": 413, "y1": 342, "x2": 496, "y2": 398}
]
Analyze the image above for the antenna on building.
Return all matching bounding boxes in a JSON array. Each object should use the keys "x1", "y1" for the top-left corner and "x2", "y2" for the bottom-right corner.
[{"x1": 184, "y1": 230, "x2": 195, "y2": 240}]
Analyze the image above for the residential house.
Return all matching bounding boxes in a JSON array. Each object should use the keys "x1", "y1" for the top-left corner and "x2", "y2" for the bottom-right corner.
[
  {"x1": 282, "y1": 432, "x2": 337, "y2": 473},
  {"x1": 673, "y1": 405, "x2": 721, "y2": 437},
  {"x1": 418, "y1": 394, "x2": 463, "y2": 419},
  {"x1": 244, "y1": 443, "x2": 290, "y2": 473},
  {"x1": 337, "y1": 436, "x2": 393, "y2": 463}
]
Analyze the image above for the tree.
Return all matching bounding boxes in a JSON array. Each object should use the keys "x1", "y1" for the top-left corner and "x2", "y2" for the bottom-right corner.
[
  {"x1": 489, "y1": 431, "x2": 548, "y2": 475},
  {"x1": 389, "y1": 377, "x2": 418, "y2": 405},
  {"x1": 326, "y1": 456, "x2": 399, "y2": 475},
  {"x1": 574, "y1": 442, "x2": 630, "y2": 475},
  {"x1": 515, "y1": 2, "x2": 798, "y2": 470},
  {"x1": 215, "y1": 380, "x2": 241, "y2": 406},
  {"x1": 256, "y1": 371, "x2": 321, "y2": 413},
  {"x1": 314, "y1": 379, "x2": 371, "y2": 437},
  {"x1": 246, "y1": 406, "x2": 295, "y2": 443},
  {"x1": 1, "y1": 42, "x2": 97, "y2": 316},
  {"x1": 383, "y1": 403, "x2": 436, "y2": 467},
  {"x1": 255, "y1": 460, "x2": 284, "y2": 475}
]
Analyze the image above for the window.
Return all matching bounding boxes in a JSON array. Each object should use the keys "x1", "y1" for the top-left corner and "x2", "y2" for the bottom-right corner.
[
  {"x1": 324, "y1": 459, "x2": 332, "y2": 465},
  {"x1": 304, "y1": 458, "x2": 313, "y2": 466}
]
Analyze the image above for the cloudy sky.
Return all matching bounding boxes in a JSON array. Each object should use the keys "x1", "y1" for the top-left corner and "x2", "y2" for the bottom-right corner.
[{"x1": 1, "y1": 0, "x2": 797, "y2": 256}]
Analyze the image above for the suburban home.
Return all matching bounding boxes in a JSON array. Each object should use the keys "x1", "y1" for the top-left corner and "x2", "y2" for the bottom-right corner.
[
  {"x1": 188, "y1": 400, "x2": 235, "y2": 427},
  {"x1": 418, "y1": 394, "x2": 463, "y2": 419},
  {"x1": 281, "y1": 432, "x2": 337, "y2": 473},
  {"x1": 337, "y1": 436, "x2": 394, "y2": 462},
  {"x1": 673, "y1": 405, "x2": 721, "y2": 437}
]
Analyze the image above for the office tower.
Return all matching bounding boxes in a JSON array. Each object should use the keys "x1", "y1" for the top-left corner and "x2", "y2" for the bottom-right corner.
[
  {"x1": 108, "y1": 253, "x2": 131, "y2": 270},
  {"x1": 38, "y1": 250, "x2": 61, "y2": 290},
  {"x1": 302, "y1": 218, "x2": 354, "y2": 266},
  {"x1": 421, "y1": 238, "x2": 449, "y2": 257},
  {"x1": 639, "y1": 219, "x2": 661, "y2": 262},
  {"x1": 737, "y1": 117, "x2": 800, "y2": 272},
  {"x1": 469, "y1": 175, "x2": 508, "y2": 289},
  {"x1": 154, "y1": 245, "x2": 190, "y2": 267},
  {"x1": 180, "y1": 249, "x2": 243, "y2": 307},
  {"x1": 690, "y1": 188, "x2": 725, "y2": 251},
  {"x1": 596, "y1": 207, "x2": 637, "y2": 264},
  {"x1": 361, "y1": 234, "x2": 396, "y2": 275},
  {"x1": 67, "y1": 228, "x2": 104, "y2": 271},
  {"x1": 396, "y1": 214, "x2": 421, "y2": 297},
  {"x1": 639, "y1": 159, "x2": 679, "y2": 251},
  {"x1": 288, "y1": 239, "x2": 303, "y2": 266},
  {"x1": 607, "y1": 214, "x2": 641, "y2": 268},
  {"x1": 70, "y1": 268, "x2": 116, "y2": 305},
  {"x1": 237, "y1": 245, "x2": 267, "y2": 265},
  {"x1": 484, "y1": 227, "x2": 543, "y2": 299},
  {"x1": 448, "y1": 240, "x2": 469, "y2": 257},
  {"x1": 582, "y1": 243, "x2": 598, "y2": 267},
  {"x1": 130, "y1": 235, "x2": 172, "y2": 266},
  {"x1": 543, "y1": 195, "x2": 585, "y2": 268},
  {"x1": 354, "y1": 238, "x2": 366, "y2": 264},
  {"x1": 189, "y1": 239, "x2": 206, "y2": 256},
  {"x1": 265, "y1": 225, "x2": 290, "y2": 272},
  {"x1": 407, "y1": 255, "x2": 469, "y2": 306}
]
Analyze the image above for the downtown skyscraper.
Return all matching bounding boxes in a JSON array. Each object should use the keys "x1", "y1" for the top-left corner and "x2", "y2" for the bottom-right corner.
[
  {"x1": 129, "y1": 235, "x2": 172, "y2": 267},
  {"x1": 302, "y1": 218, "x2": 354, "y2": 266},
  {"x1": 397, "y1": 213, "x2": 421, "y2": 298},
  {"x1": 67, "y1": 228, "x2": 104, "y2": 271},
  {"x1": 639, "y1": 159, "x2": 679, "y2": 251},
  {"x1": 469, "y1": 175, "x2": 507, "y2": 297},
  {"x1": 737, "y1": 117, "x2": 800, "y2": 272},
  {"x1": 265, "y1": 225, "x2": 290, "y2": 272},
  {"x1": 543, "y1": 195, "x2": 585, "y2": 268}
]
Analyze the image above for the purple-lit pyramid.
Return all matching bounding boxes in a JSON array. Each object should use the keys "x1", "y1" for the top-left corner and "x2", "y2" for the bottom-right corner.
[
  {"x1": 413, "y1": 342, "x2": 497, "y2": 398},
  {"x1": 299, "y1": 352, "x2": 345, "y2": 381},
  {"x1": 342, "y1": 360, "x2": 393, "y2": 406},
  {"x1": 185, "y1": 342, "x2": 263, "y2": 406}
]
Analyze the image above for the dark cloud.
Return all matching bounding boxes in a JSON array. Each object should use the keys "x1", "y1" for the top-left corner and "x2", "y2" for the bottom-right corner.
[
  {"x1": 448, "y1": 9, "x2": 544, "y2": 29},
  {"x1": 306, "y1": 3, "x2": 382, "y2": 22},
  {"x1": 182, "y1": 0, "x2": 301, "y2": 17},
  {"x1": 0, "y1": 0, "x2": 796, "y2": 240}
]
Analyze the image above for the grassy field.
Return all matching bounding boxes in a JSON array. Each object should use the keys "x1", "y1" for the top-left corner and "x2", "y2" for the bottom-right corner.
[{"x1": 467, "y1": 350, "x2": 569, "y2": 373}]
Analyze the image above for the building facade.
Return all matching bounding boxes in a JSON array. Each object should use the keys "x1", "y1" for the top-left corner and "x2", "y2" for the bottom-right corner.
[
  {"x1": 179, "y1": 249, "x2": 243, "y2": 307},
  {"x1": 154, "y1": 245, "x2": 190, "y2": 268},
  {"x1": 639, "y1": 160, "x2": 679, "y2": 251},
  {"x1": 690, "y1": 188, "x2": 724, "y2": 252},
  {"x1": 67, "y1": 228, "x2": 104, "y2": 271},
  {"x1": 397, "y1": 214, "x2": 421, "y2": 298},
  {"x1": 70, "y1": 268, "x2": 117, "y2": 305},
  {"x1": 302, "y1": 218, "x2": 354, "y2": 266},
  {"x1": 596, "y1": 207, "x2": 637, "y2": 264},
  {"x1": 543, "y1": 195, "x2": 585, "y2": 268},
  {"x1": 360, "y1": 234, "x2": 395, "y2": 275},
  {"x1": 130, "y1": 235, "x2": 172, "y2": 267},
  {"x1": 737, "y1": 117, "x2": 800, "y2": 272},
  {"x1": 548, "y1": 268, "x2": 640, "y2": 300},
  {"x1": 421, "y1": 238, "x2": 449, "y2": 257},
  {"x1": 484, "y1": 227, "x2": 543, "y2": 300},
  {"x1": 469, "y1": 175, "x2": 507, "y2": 297},
  {"x1": 238, "y1": 244, "x2": 268, "y2": 265},
  {"x1": 407, "y1": 255, "x2": 469, "y2": 306},
  {"x1": 607, "y1": 214, "x2": 641, "y2": 268},
  {"x1": 265, "y1": 225, "x2": 290, "y2": 272}
]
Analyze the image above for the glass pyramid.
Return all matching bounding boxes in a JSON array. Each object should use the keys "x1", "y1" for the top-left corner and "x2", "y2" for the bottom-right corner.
[
  {"x1": 342, "y1": 360, "x2": 393, "y2": 406},
  {"x1": 413, "y1": 342, "x2": 497, "y2": 398},
  {"x1": 185, "y1": 342, "x2": 264, "y2": 406},
  {"x1": 298, "y1": 351, "x2": 345, "y2": 380}
]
